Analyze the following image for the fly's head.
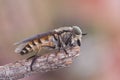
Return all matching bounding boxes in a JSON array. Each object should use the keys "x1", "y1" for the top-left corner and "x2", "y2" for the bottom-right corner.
[{"x1": 72, "y1": 26, "x2": 87, "y2": 46}]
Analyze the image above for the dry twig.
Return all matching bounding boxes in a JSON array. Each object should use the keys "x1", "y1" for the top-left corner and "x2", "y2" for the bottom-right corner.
[{"x1": 0, "y1": 46, "x2": 80, "y2": 80}]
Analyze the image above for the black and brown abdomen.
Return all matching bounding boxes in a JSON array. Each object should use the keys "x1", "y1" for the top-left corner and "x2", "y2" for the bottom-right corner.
[
  {"x1": 15, "y1": 38, "x2": 42, "y2": 55},
  {"x1": 15, "y1": 35, "x2": 54, "y2": 55}
]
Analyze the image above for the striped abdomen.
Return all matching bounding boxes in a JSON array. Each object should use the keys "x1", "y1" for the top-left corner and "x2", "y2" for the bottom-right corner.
[
  {"x1": 18, "y1": 39, "x2": 42, "y2": 55},
  {"x1": 15, "y1": 36, "x2": 54, "y2": 55}
]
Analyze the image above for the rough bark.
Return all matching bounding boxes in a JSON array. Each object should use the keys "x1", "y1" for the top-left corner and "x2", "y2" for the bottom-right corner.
[{"x1": 0, "y1": 46, "x2": 80, "y2": 80}]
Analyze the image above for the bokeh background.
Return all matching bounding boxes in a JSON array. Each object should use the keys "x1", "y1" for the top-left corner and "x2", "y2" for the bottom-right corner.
[{"x1": 0, "y1": 0, "x2": 120, "y2": 80}]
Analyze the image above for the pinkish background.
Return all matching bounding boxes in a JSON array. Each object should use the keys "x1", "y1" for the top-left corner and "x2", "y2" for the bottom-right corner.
[{"x1": 0, "y1": 0, "x2": 120, "y2": 80}]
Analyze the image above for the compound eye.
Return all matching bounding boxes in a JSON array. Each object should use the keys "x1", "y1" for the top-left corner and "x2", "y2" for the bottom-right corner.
[
  {"x1": 72, "y1": 26, "x2": 82, "y2": 35},
  {"x1": 73, "y1": 29, "x2": 81, "y2": 35}
]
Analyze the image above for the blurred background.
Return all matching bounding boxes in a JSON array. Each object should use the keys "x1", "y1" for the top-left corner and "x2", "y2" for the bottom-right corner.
[{"x1": 0, "y1": 0, "x2": 120, "y2": 80}]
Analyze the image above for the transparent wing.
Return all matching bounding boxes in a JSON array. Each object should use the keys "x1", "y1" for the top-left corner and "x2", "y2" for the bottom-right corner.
[
  {"x1": 14, "y1": 43, "x2": 27, "y2": 53},
  {"x1": 14, "y1": 35, "x2": 39, "y2": 45},
  {"x1": 14, "y1": 31, "x2": 53, "y2": 45}
]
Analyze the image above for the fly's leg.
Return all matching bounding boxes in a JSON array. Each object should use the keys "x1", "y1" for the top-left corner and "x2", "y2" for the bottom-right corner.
[
  {"x1": 27, "y1": 45, "x2": 41, "y2": 71},
  {"x1": 26, "y1": 53, "x2": 39, "y2": 71},
  {"x1": 29, "y1": 53, "x2": 39, "y2": 71},
  {"x1": 53, "y1": 33, "x2": 68, "y2": 54},
  {"x1": 64, "y1": 32, "x2": 81, "y2": 47},
  {"x1": 53, "y1": 34, "x2": 58, "y2": 41},
  {"x1": 64, "y1": 32, "x2": 73, "y2": 46},
  {"x1": 27, "y1": 55, "x2": 36, "y2": 60},
  {"x1": 58, "y1": 35, "x2": 68, "y2": 54},
  {"x1": 57, "y1": 35, "x2": 61, "y2": 52},
  {"x1": 45, "y1": 46, "x2": 55, "y2": 49},
  {"x1": 52, "y1": 34, "x2": 61, "y2": 52}
]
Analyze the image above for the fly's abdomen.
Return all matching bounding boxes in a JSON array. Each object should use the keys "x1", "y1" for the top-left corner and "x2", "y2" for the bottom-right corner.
[
  {"x1": 20, "y1": 44, "x2": 33, "y2": 55},
  {"x1": 15, "y1": 39, "x2": 42, "y2": 55}
]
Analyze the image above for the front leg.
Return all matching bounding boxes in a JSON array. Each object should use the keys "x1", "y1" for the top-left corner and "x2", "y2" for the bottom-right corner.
[
  {"x1": 64, "y1": 32, "x2": 73, "y2": 46},
  {"x1": 53, "y1": 33, "x2": 68, "y2": 54},
  {"x1": 52, "y1": 34, "x2": 61, "y2": 51},
  {"x1": 58, "y1": 35, "x2": 68, "y2": 54}
]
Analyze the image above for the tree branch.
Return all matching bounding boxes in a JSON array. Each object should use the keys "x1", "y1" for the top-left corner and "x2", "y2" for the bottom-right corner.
[{"x1": 0, "y1": 46, "x2": 80, "y2": 80}]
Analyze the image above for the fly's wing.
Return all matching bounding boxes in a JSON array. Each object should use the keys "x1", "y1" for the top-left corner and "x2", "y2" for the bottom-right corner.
[
  {"x1": 14, "y1": 35, "x2": 38, "y2": 45},
  {"x1": 14, "y1": 35, "x2": 37, "y2": 54},
  {"x1": 15, "y1": 43, "x2": 27, "y2": 54},
  {"x1": 14, "y1": 31, "x2": 53, "y2": 45}
]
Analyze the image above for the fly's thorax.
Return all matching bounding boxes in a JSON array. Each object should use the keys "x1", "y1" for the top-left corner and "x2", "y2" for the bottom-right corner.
[{"x1": 54, "y1": 27, "x2": 72, "y2": 33}]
